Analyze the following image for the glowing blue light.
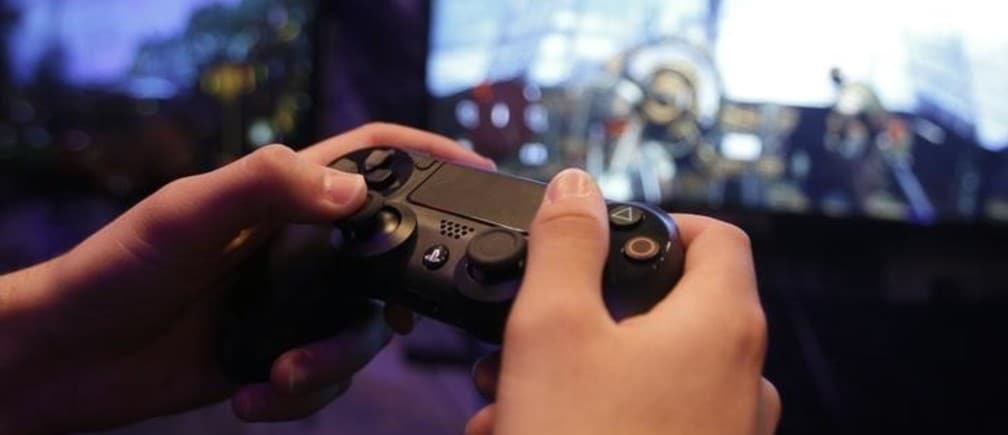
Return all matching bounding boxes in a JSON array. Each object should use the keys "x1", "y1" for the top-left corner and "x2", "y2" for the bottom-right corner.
[
  {"x1": 125, "y1": 77, "x2": 178, "y2": 99},
  {"x1": 455, "y1": 100, "x2": 479, "y2": 128},
  {"x1": 519, "y1": 142, "x2": 549, "y2": 166},
  {"x1": 491, "y1": 103, "x2": 510, "y2": 128}
]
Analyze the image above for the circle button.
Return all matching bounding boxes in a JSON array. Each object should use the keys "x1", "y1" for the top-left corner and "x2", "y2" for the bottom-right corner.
[
  {"x1": 422, "y1": 245, "x2": 450, "y2": 270},
  {"x1": 623, "y1": 236, "x2": 661, "y2": 262}
]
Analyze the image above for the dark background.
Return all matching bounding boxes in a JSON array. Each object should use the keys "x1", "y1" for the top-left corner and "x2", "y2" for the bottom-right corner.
[{"x1": 2, "y1": 1, "x2": 1008, "y2": 434}]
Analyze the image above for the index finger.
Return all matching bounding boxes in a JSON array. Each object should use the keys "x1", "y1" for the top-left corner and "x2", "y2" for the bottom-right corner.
[
  {"x1": 299, "y1": 122, "x2": 495, "y2": 170},
  {"x1": 650, "y1": 214, "x2": 759, "y2": 314}
]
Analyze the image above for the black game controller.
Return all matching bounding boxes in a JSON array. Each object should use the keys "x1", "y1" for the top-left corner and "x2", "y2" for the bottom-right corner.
[
  {"x1": 218, "y1": 147, "x2": 686, "y2": 383},
  {"x1": 326, "y1": 147, "x2": 685, "y2": 343}
]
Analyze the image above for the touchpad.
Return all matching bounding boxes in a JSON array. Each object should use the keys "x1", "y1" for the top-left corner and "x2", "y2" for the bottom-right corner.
[{"x1": 409, "y1": 164, "x2": 545, "y2": 232}]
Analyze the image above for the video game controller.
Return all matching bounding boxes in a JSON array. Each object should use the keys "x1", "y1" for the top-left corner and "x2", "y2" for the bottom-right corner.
[
  {"x1": 326, "y1": 147, "x2": 686, "y2": 343},
  {"x1": 218, "y1": 147, "x2": 685, "y2": 383}
]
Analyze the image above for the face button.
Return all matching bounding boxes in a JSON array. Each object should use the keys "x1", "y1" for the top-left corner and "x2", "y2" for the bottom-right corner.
[
  {"x1": 330, "y1": 158, "x2": 359, "y2": 174},
  {"x1": 623, "y1": 236, "x2": 661, "y2": 262},
  {"x1": 422, "y1": 244, "x2": 450, "y2": 270},
  {"x1": 363, "y1": 149, "x2": 395, "y2": 172},
  {"x1": 466, "y1": 228, "x2": 527, "y2": 283},
  {"x1": 364, "y1": 168, "x2": 395, "y2": 190},
  {"x1": 609, "y1": 204, "x2": 643, "y2": 229}
]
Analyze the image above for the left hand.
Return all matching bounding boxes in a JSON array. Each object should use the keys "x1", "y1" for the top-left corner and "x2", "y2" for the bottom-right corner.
[{"x1": 0, "y1": 123, "x2": 494, "y2": 434}]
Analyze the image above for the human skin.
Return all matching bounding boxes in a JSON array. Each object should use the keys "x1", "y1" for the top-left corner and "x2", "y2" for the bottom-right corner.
[
  {"x1": 0, "y1": 126, "x2": 778, "y2": 435},
  {"x1": 465, "y1": 169, "x2": 781, "y2": 435},
  {"x1": 0, "y1": 123, "x2": 494, "y2": 434}
]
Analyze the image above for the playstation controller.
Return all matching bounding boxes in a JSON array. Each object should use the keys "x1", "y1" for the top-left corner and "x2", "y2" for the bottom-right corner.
[
  {"x1": 327, "y1": 147, "x2": 685, "y2": 342},
  {"x1": 219, "y1": 147, "x2": 684, "y2": 383}
]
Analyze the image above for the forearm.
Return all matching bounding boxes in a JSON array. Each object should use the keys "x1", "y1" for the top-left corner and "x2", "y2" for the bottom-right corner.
[
  {"x1": 0, "y1": 260, "x2": 64, "y2": 435},
  {"x1": 0, "y1": 261, "x2": 51, "y2": 368},
  {"x1": 0, "y1": 241, "x2": 122, "y2": 366}
]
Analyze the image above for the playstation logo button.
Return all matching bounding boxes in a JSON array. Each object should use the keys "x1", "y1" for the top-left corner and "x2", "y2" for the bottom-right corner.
[{"x1": 423, "y1": 244, "x2": 450, "y2": 270}]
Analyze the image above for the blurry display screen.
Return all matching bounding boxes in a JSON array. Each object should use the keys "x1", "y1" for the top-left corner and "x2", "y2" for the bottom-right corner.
[
  {"x1": 427, "y1": 0, "x2": 1008, "y2": 223},
  {"x1": 0, "y1": 0, "x2": 314, "y2": 196}
]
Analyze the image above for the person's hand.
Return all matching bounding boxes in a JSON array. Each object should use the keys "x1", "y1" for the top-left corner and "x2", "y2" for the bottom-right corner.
[
  {"x1": 0, "y1": 123, "x2": 494, "y2": 434},
  {"x1": 465, "y1": 169, "x2": 780, "y2": 435}
]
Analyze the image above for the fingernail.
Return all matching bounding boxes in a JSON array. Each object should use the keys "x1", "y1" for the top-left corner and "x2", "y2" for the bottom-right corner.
[
  {"x1": 483, "y1": 157, "x2": 498, "y2": 170},
  {"x1": 471, "y1": 353, "x2": 501, "y2": 401},
  {"x1": 325, "y1": 171, "x2": 366, "y2": 206},
  {"x1": 545, "y1": 169, "x2": 597, "y2": 204},
  {"x1": 451, "y1": 156, "x2": 497, "y2": 171},
  {"x1": 287, "y1": 366, "x2": 307, "y2": 394}
]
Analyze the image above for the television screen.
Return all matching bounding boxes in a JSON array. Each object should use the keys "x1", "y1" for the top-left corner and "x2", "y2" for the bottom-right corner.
[
  {"x1": 0, "y1": 0, "x2": 315, "y2": 198},
  {"x1": 427, "y1": 0, "x2": 1008, "y2": 224}
]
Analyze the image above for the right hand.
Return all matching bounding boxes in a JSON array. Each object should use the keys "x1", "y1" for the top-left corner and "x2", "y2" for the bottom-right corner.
[{"x1": 466, "y1": 169, "x2": 780, "y2": 435}]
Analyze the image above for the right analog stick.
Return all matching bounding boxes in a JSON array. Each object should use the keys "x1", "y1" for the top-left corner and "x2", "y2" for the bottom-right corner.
[{"x1": 466, "y1": 228, "x2": 527, "y2": 283}]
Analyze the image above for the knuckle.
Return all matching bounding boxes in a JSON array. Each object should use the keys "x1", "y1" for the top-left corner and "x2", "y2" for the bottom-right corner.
[
  {"x1": 716, "y1": 221, "x2": 752, "y2": 251},
  {"x1": 359, "y1": 121, "x2": 392, "y2": 131},
  {"x1": 154, "y1": 175, "x2": 201, "y2": 206},
  {"x1": 238, "y1": 145, "x2": 302, "y2": 222},
  {"x1": 726, "y1": 305, "x2": 768, "y2": 358},
  {"x1": 705, "y1": 220, "x2": 753, "y2": 251},
  {"x1": 531, "y1": 208, "x2": 606, "y2": 245},
  {"x1": 245, "y1": 144, "x2": 297, "y2": 177},
  {"x1": 354, "y1": 122, "x2": 393, "y2": 139},
  {"x1": 159, "y1": 175, "x2": 196, "y2": 196}
]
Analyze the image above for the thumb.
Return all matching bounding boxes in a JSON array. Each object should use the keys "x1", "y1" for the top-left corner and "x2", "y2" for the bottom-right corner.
[
  {"x1": 126, "y1": 144, "x2": 366, "y2": 252},
  {"x1": 508, "y1": 169, "x2": 611, "y2": 338}
]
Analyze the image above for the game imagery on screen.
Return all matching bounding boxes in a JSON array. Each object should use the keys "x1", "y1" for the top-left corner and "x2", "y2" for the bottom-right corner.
[{"x1": 428, "y1": 0, "x2": 1008, "y2": 224}]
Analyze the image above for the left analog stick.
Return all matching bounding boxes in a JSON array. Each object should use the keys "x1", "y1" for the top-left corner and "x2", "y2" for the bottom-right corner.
[
  {"x1": 337, "y1": 192, "x2": 416, "y2": 257},
  {"x1": 343, "y1": 192, "x2": 387, "y2": 239}
]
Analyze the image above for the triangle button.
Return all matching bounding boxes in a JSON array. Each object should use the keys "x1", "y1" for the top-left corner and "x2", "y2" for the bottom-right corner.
[{"x1": 609, "y1": 205, "x2": 642, "y2": 228}]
